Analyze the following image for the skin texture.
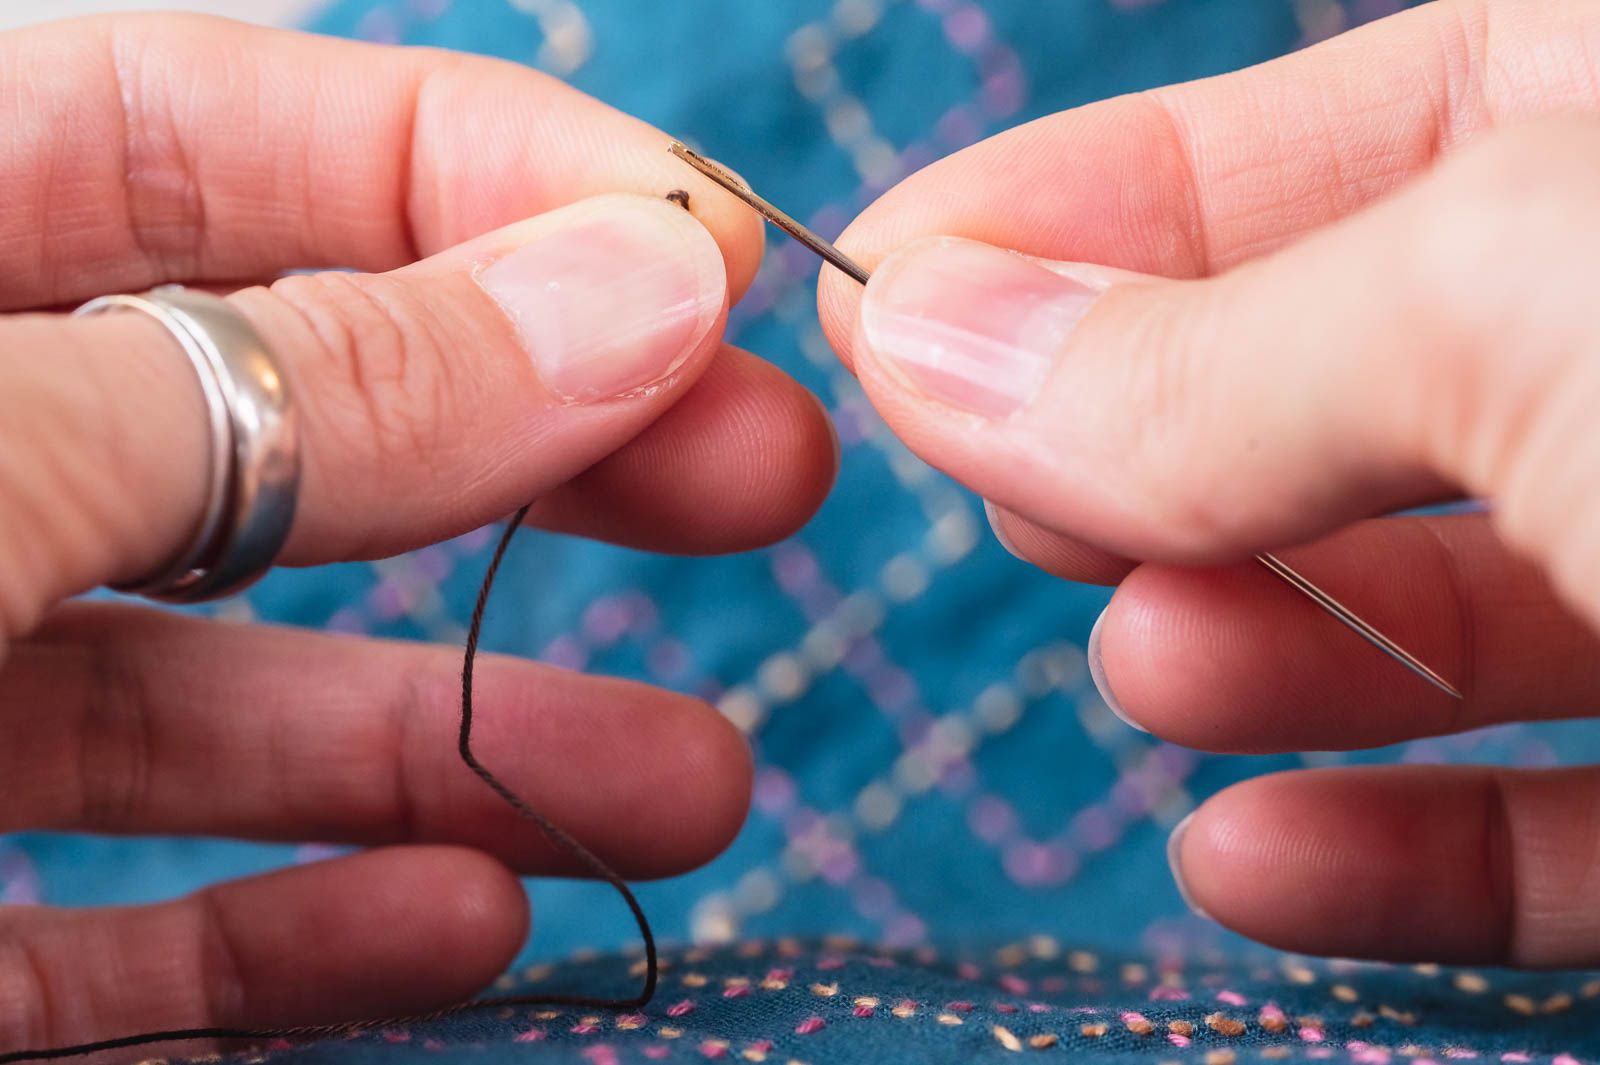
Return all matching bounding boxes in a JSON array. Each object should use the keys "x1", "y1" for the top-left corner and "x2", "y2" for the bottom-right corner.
[
  {"x1": 0, "y1": 13, "x2": 835, "y2": 1053},
  {"x1": 820, "y1": 0, "x2": 1600, "y2": 967}
]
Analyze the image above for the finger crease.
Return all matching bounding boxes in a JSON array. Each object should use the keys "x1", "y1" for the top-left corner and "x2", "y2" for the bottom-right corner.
[
  {"x1": 196, "y1": 888, "x2": 250, "y2": 1028},
  {"x1": 0, "y1": 931, "x2": 55, "y2": 1052},
  {"x1": 1137, "y1": 92, "x2": 1212, "y2": 277},
  {"x1": 1482, "y1": 770, "x2": 1519, "y2": 965}
]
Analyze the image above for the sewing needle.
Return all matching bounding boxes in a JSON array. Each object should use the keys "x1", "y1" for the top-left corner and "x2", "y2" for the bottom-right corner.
[{"x1": 669, "y1": 140, "x2": 1463, "y2": 701}]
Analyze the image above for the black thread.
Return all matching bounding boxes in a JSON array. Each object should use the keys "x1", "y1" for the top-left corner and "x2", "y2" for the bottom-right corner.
[
  {"x1": 0, "y1": 506, "x2": 658, "y2": 1063},
  {"x1": 665, "y1": 189, "x2": 691, "y2": 210}
]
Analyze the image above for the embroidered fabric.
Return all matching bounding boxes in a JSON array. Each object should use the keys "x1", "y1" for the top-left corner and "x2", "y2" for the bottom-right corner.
[{"x1": 6, "y1": 1, "x2": 1599, "y2": 1061}]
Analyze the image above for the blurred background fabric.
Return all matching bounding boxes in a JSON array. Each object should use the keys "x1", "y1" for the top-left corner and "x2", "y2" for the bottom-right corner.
[{"x1": 5, "y1": 0, "x2": 1600, "y2": 1061}]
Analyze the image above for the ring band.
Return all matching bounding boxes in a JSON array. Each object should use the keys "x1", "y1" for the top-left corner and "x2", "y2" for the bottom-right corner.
[{"x1": 75, "y1": 285, "x2": 300, "y2": 602}]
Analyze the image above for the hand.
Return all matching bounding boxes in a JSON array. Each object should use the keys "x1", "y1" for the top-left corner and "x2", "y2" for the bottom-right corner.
[
  {"x1": 0, "y1": 13, "x2": 835, "y2": 1050},
  {"x1": 821, "y1": 0, "x2": 1600, "y2": 967}
]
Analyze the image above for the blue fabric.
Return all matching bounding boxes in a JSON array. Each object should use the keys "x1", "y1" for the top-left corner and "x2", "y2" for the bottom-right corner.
[{"x1": 6, "y1": 0, "x2": 1600, "y2": 1061}]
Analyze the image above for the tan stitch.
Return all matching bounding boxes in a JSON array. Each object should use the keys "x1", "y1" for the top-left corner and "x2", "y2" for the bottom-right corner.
[
  {"x1": 1379, "y1": 1005, "x2": 1417, "y2": 1025},
  {"x1": 1205, "y1": 1013, "x2": 1246, "y2": 1037},
  {"x1": 1029, "y1": 1034, "x2": 1059, "y2": 1049},
  {"x1": 992, "y1": 1026, "x2": 1023, "y2": 1052},
  {"x1": 1541, "y1": 993, "x2": 1572, "y2": 1014}
]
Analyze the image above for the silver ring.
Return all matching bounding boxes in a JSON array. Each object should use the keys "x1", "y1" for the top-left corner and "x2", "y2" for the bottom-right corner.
[{"x1": 74, "y1": 285, "x2": 300, "y2": 602}]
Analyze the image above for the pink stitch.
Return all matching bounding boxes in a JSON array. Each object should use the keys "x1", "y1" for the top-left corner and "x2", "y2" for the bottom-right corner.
[
  {"x1": 514, "y1": 1029, "x2": 546, "y2": 1043},
  {"x1": 854, "y1": 1005, "x2": 875, "y2": 1018},
  {"x1": 667, "y1": 1000, "x2": 697, "y2": 1017},
  {"x1": 383, "y1": 1030, "x2": 411, "y2": 1043},
  {"x1": 957, "y1": 963, "x2": 982, "y2": 980},
  {"x1": 571, "y1": 1023, "x2": 600, "y2": 1035},
  {"x1": 1149, "y1": 986, "x2": 1190, "y2": 1001},
  {"x1": 1444, "y1": 1051, "x2": 1478, "y2": 1060},
  {"x1": 1216, "y1": 990, "x2": 1247, "y2": 1006},
  {"x1": 643, "y1": 1047, "x2": 670, "y2": 1060},
  {"x1": 946, "y1": 1001, "x2": 973, "y2": 1012},
  {"x1": 699, "y1": 1041, "x2": 728, "y2": 1059},
  {"x1": 1168, "y1": 1034, "x2": 1191, "y2": 1048},
  {"x1": 1500, "y1": 1055, "x2": 1532, "y2": 1063},
  {"x1": 1028, "y1": 1003, "x2": 1051, "y2": 1013},
  {"x1": 995, "y1": 1003, "x2": 1018, "y2": 1014},
  {"x1": 796, "y1": 1016, "x2": 826, "y2": 1035},
  {"x1": 1301, "y1": 1025, "x2": 1326, "y2": 1042},
  {"x1": 747, "y1": 1041, "x2": 773, "y2": 1053},
  {"x1": 999, "y1": 975, "x2": 1030, "y2": 995},
  {"x1": 724, "y1": 985, "x2": 752, "y2": 998},
  {"x1": 423, "y1": 1039, "x2": 445, "y2": 1051},
  {"x1": 765, "y1": 968, "x2": 794, "y2": 983},
  {"x1": 817, "y1": 955, "x2": 847, "y2": 971},
  {"x1": 1309, "y1": 1051, "x2": 1335, "y2": 1060},
  {"x1": 1553, "y1": 1057, "x2": 1581, "y2": 1065},
  {"x1": 582, "y1": 1047, "x2": 620, "y2": 1065}
]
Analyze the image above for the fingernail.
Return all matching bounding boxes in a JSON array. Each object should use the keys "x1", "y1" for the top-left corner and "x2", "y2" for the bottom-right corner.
[
  {"x1": 1087, "y1": 606, "x2": 1146, "y2": 733},
  {"x1": 983, "y1": 499, "x2": 1025, "y2": 561},
  {"x1": 1166, "y1": 812, "x2": 1211, "y2": 919},
  {"x1": 859, "y1": 237, "x2": 1101, "y2": 419},
  {"x1": 478, "y1": 194, "x2": 724, "y2": 402}
]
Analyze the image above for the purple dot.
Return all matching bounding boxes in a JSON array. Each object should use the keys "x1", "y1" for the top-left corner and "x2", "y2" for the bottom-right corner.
[
  {"x1": 541, "y1": 634, "x2": 588, "y2": 671},
  {"x1": 582, "y1": 598, "x2": 631, "y2": 644},
  {"x1": 753, "y1": 769, "x2": 796, "y2": 815},
  {"x1": 982, "y1": 71, "x2": 1026, "y2": 118},
  {"x1": 884, "y1": 913, "x2": 927, "y2": 947},
  {"x1": 967, "y1": 794, "x2": 1016, "y2": 843},
  {"x1": 935, "y1": 105, "x2": 981, "y2": 148},
  {"x1": 943, "y1": 7, "x2": 990, "y2": 53},
  {"x1": 355, "y1": 9, "x2": 401, "y2": 44}
]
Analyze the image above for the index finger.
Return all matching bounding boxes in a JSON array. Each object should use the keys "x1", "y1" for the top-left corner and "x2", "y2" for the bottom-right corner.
[
  {"x1": 819, "y1": 0, "x2": 1599, "y2": 366},
  {"x1": 0, "y1": 13, "x2": 762, "y2": 310}
]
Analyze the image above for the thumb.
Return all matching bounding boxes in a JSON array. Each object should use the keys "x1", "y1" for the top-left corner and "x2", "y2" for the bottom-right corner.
[
  {"x1": 0, "y1": 192, "x2": 727, "y2": 638},
  {"x1": 847, "y1": 119, "x2": 1600, "y2": 609}
]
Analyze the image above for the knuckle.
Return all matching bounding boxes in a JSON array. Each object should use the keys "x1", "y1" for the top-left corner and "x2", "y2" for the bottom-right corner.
[
  {"x1": 267, "y1": 271, "x2": 464, "y2": 475},
  {"x1": 106, "y1": 16, "x2": 215, "y2": 280},
  {"x1": 71, "y1": 639, "x2": 155, "y2": 833},
  {"x1": 0, "y1": 931, "x2": 54, "y2": 1053},
  {"x1": 194, "y1": 889, "x2": 249, "y2": 1027}
]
